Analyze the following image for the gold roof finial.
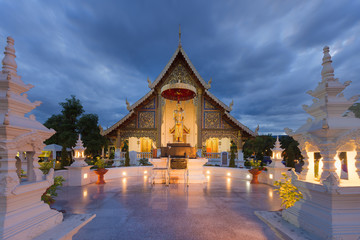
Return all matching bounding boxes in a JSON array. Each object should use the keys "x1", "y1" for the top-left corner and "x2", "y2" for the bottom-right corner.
[{"x1": 178, "y1": 24, "x2": 182, "y2": 47}]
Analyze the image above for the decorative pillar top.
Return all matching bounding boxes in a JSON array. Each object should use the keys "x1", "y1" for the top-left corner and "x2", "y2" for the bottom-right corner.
[
  {"x1": 1, "y1": 36, "x2": 17, "y2": 74},
  {"x1": 73, "y1": 135, "x2": 85, "y2": 153}
]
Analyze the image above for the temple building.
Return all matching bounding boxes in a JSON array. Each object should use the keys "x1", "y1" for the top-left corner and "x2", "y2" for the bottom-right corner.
[{"x1": 102, "y1": 37, "x2": 256, "y2": 163}]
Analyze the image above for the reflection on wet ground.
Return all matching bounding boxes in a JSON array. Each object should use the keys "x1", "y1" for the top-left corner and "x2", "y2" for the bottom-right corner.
[{"x1": 53, "y1": 176, "x2": 282, "y2": 240}]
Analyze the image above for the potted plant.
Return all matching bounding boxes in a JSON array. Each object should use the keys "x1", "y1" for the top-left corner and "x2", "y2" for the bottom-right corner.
[
  {"x1": 94, "y1": 157, "x2": 108, "y2": 184},
  {"x1": 248, "y1": 159, "x2": 266, "y2": 184}
]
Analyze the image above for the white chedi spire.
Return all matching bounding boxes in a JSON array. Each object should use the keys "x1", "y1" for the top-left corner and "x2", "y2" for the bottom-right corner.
[
  {"x1": 302, "y1": 46, "x2": 359, "y2": 119},
  {"x1": 321, "y1": 46, "x2": 334, "y2": 82},
  {"x1": 2, "y1": 36, "x2": 17, "y2": 74}
]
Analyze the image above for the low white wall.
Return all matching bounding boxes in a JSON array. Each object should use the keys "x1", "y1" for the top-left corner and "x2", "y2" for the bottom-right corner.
[
  {"x1": 103, "y1": 166, "x2": 153, "y2": 180},
  {"x1": 55, "y1": 165, "x2": 285, "y2": 186},
  {"x1": 203, "y1": 166, "x2": 288, "y2": 186},
  {"x1": 203, "y1": 166, "x2": 253, "y2": 181}
]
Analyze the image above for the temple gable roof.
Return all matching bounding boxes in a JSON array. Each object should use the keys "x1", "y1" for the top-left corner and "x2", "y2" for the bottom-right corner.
[{"x1": 149, "y1": 46, "x2": 210, "y2": 90}]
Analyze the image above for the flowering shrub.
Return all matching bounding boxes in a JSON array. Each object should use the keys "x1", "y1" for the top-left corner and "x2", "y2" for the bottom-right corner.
[
  {"x1": 274, "y1": 173, "x2": 303, "y2": 209},
  {"x1": 248, "y1": 159, "x2": 267, "y2": 171},
  {"x1": 94, "y1": 157, "x2": 106, "y2": 169}
]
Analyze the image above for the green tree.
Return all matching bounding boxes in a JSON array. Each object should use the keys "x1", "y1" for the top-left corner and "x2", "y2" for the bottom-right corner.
[
  {"x1": 280, "y1": 136, "x2": 302, "y2": 168},
  {"x1": 123, "y1": 140, "x2": 130, "y2": 166},
  {"x1": 243, "y1": 135, "x2": 275, "y2": 160},
  {"x1": 228, "y1": 141, "x2": 237, "y2": 168},
  {"x1": 349, "y1": 103, "x2": 360, "y2": 118},
  {"x1": 78, "y1": 114, "x2": 106, "y2": 157},
  {"x1": 43, "y1": 114, "x2": 63, "y2": 145},
  {"x1": 44, "y1": 95, "x2": 106, "y2": 163}
]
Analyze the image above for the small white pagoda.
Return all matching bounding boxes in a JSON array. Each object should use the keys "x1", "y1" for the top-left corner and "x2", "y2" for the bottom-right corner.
[
  {"x1": 0, "y1": 37, "x2": 63, "y2": 239},
  {"x1": 284, "y1": 46, "x2": 360, "y2": 239},
  {"x1": 266, "y1": 136, "x2": 289, "y2": 186},
  {"x1": 66, "y1": 135, "x2": 92, "y2": 186}
]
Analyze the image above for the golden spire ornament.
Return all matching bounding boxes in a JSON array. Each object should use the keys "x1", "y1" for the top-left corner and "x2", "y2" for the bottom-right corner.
[{"x1": 178, "y1": 24, "x2": 182, "y2": 47}]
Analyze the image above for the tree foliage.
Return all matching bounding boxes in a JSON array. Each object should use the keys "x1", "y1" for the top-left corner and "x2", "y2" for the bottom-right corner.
[
  {"x1": 78, "y1": 114, "x2": 106, "y2": 156},
  {"x1": 228, "y1": 141, "x2": 237, "y2": 168},
  {"x1": 243, "y1": 135, "x2": 275, "y2": 160},
  {"x1": 349, "y1": 103, "x2": 360, "y2": 118},
  {"x1": 280, "y1": 136, "x2": 302, "y2": 168},
  {"x1": 44, "y1": 95, "x2": 106, "y2": 162},
  {"x1": 123, "y1": 140, "x2": 130, "y2": 166}
]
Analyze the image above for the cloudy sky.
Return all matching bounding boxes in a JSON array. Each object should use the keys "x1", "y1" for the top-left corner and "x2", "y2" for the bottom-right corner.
[{"x1": 1, "y1": 1, "x2": 359, "y2": 135}]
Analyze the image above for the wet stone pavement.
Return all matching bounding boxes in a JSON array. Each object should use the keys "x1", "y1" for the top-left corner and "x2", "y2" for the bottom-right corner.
[{"x1": 53, "y1": 176, "x2": 282, "y2": 240}]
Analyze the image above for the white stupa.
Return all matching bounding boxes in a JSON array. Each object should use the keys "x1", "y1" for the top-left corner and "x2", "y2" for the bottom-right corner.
[{"x1": 283, "y1": 46, "x2": 360, "y2": 239}]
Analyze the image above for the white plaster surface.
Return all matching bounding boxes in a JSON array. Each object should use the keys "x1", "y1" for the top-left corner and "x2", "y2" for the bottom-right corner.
[{"x1": 34, "y1": 213, "x2": 96, "y2": 240}]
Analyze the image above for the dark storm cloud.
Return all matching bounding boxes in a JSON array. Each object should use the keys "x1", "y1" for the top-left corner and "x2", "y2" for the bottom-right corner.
[{"x1": 0, "y1": 0, "x2": 359, "y2": 135}]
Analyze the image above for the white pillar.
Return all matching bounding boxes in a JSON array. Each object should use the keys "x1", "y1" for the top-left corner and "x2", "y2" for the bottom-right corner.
[{"x1": 319, "y1": 145, "x2": 339, "y2": 183}]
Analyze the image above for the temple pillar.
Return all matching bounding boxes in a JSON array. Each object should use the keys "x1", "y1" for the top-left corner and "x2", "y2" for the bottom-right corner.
[
  {"x1": 0, "y1": 148, "x2": 20, "y2": 194},
  {"x1": 116, "y1": 130, "x2": 121, "y2": 149},
  {"x1": 197, "y1": 89, "x2": 203, "y2": 149},
  {"x1": 319, "y1": 144, "x2": 339, "y2": 183},
  {"x1": 157, "y1": 93, "x2": 162, "y2": 148},
  {"x1": 299, "y1": 149, "x2": 310, "y2": 180},
  {"x1": 27, "y1": 151, "x2": 43, "y2": 182},
  {"x1": 355, "y1": 143, "x2": 360, "y2": 179}
]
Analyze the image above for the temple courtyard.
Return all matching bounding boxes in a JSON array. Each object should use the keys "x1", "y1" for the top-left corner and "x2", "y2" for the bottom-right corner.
[{"x1": 53, "y1": 176, "x2": 282, "y2": 240}]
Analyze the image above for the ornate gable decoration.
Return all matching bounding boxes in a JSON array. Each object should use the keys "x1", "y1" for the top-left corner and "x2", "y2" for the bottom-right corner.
[
  {"x1": 124, "y1": 118, "x2": 137, "y2": 129},
  {"x1": 204, "y1": 99, "x2": 218, "y2": 110},
  {"x1": 163, "y1": 63, "x2": 197, "y2": 88},
  {"x1": 142, "y1": 98, "x2": 156, "y2": 110},
  {"x1": 222, "y1": 119, "x2": 234, "y2": 129},
  {"x1": 204, "y1": 112, "x2": 221, "y2": 129},
  {"x1": 138, "y1": 111, "x2": 155, "y2": 128}
]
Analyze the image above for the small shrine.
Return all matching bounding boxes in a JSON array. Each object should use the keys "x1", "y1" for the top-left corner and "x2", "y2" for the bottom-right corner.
[
  {"x1": 284, "y1": 46, "x2": 360, "y2": 239},
  {"x1": 0, "y1": 37, "x2": 63, "y2": 239}
]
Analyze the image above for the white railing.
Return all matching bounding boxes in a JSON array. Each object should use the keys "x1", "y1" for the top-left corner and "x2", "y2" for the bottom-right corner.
[
  {"x1": 137, "y1": 152, "x2": 152, "y2": 159},
  {"x1": 204, "y1": 152, "x2": 221, "y2": 160}
]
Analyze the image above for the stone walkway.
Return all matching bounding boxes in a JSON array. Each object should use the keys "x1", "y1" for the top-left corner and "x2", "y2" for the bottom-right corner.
[{"x1": 53, "y1": 176, "x2": 282, "y2": 240}]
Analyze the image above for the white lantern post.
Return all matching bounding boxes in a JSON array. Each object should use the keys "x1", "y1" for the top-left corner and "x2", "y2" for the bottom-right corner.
[
  {"x1": 66, "y1": 135, "x2": 92, "y2": 186},
  {"x1": 72, "y1": 135, "x2": 87, "y2": 167},
  {"x1": 266, "y1": 136, "x2": 289, "y2": 185}
]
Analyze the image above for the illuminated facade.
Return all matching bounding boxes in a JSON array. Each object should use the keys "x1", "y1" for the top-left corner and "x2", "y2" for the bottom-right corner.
[{"x1": 102, "y1": 42, "x2": 255, "y2": 157}]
